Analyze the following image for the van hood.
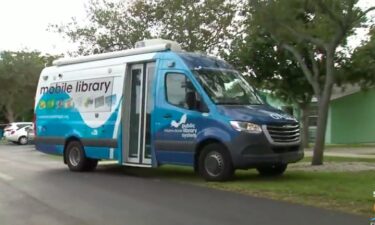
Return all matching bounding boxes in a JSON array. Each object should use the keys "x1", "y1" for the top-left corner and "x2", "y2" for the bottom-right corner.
[{"x1": 216, "y1": 104, "x2": 298, "y2": 125}]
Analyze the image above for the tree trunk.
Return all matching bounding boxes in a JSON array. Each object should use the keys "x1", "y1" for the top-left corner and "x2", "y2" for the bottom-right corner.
[
  {"x1": 300, "y1": 104, "x2": 310, "y2": 149},
  {"x1": 312, "y1": 83, "x2": 334, "y2": 165},
  {"x1": 4, "y1": 102, "x2": 15, "y2": 123},
  {"x1": 311, "y1": 46, "x2": 336, "y2": 165}
]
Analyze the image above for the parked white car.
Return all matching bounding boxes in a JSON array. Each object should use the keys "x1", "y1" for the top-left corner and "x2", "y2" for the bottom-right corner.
[{"x1": 3, "y1": 122, "x2": 34, "y2": 145}]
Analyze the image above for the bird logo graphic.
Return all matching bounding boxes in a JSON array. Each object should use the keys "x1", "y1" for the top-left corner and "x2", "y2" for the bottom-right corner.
[{"x1": 171, "y1": 114, "x2": 187, "y2": 128}]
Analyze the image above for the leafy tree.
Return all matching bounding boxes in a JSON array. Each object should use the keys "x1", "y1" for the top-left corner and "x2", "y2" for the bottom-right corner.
[
  {"x1": 227, "y1": 30, "x2": 314, "y2": 148},
  {"x1": 0, "y1": 51, "x2": 54, "y2": 122},
  {"x1": 248, "y1": 0, "x2": 375, "y2": 165},
  {"x1": 52, "y1": 0, "x2": 239, "y2": 55},
  {"x1": 344, "y1": 27, "x2": 375, "y2": 88},
  {"x1": 139, "y1": 0, "x2": 239, "y2": 53}
]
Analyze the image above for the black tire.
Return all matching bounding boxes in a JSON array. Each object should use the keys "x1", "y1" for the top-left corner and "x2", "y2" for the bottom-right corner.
[
  {"x1": 198, "y1": 143, "x2": 234, "y2": 181},
  {"x1": 65, "y1": 141, "x2": 97, "y2": 172},
  {"x1": 256, "y1": 164, "x2": 287, "y2": 177},
  {"x1": 18, "y1": 136, "x2": 28, "y2": 145}
]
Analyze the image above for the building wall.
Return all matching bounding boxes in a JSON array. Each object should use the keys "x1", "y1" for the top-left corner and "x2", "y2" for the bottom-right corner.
[
  {"x1": 329, "y1": 88, "x2": 375, "y2": 144},
  {"x1": 325, "y1": 107, "x2": 332, "y2": 144}
]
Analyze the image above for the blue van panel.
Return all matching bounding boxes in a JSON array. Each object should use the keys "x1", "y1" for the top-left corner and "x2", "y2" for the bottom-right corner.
[
  {"x1": 36, "y1": 144, "x2": 64, "y2": 155},
  {"x1": 156, "y1": 151, "x2": 194, "y2": 166},
  {"x1": 85, "y1": 146, "x2": 112, "y2": 160},
  {"x1": 35, "y1": 91, "x2": 121, "y2": 157}
]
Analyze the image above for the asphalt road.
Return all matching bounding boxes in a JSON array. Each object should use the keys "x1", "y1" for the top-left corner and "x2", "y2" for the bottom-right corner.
[{"x1": 0, "y1": 144, "x2": 367, "y2": 225}]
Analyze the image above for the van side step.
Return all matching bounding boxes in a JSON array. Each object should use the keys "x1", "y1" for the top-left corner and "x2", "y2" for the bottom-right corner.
[{"x1": 122, "y1": 163, "x2": 152, "y2": 168}]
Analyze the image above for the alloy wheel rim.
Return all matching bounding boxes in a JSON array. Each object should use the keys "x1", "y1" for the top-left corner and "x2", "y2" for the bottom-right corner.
[
  {"x1": 204, "y1": 151, "x2": 224, "y2": 177},
  {"x1": 20, "y1": 137, "x2": 27, "y2": 145},
  {"x1": 69, "y1": 147, "x2": 81, "y2": 166}
]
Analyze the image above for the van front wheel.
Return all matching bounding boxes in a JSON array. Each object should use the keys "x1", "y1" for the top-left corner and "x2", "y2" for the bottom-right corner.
[
  {"x1": 198, "y1": 143, "x2": 234, "y2": 181},
  {"x1": 66, "y1": 141, "x2": 97, "y2": 172},
  {"x1": 256, "y1": 164, "x2": 287, "y2": 176}
]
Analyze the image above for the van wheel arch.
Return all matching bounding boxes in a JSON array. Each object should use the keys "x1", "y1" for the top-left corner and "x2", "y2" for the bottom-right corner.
[
  {"x1": 194, "y1": 139, "x2": 231, "y2": 172},
  {"x1": 63, "y1": 137, "x2": 81, "y2": 164}
]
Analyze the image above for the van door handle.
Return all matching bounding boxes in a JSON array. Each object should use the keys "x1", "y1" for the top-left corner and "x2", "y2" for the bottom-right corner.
[{"x1": 163, "y1": 113, "x2": 172, "y2": 119}]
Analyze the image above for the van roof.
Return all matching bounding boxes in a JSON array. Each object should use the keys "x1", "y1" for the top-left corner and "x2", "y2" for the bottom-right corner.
[{"x1": 53, "y1": 43, "x2": 173, "y2": 67}]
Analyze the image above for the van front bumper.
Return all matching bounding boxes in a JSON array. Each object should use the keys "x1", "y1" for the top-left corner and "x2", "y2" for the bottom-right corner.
[
  {"x1": 226, "y1": 132, "x2": 304, "y2": 169},
  {"x1": 234, "y1": 151, "x2": 304, "y2": 169}
]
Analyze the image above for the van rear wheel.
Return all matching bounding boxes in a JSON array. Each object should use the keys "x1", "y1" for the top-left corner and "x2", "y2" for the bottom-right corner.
[
  {"x1": 66, "y1": 141, "x2": 98, "y2": 172},
  {"x1": 256, "y1": 164, "x2": 287, "y2": 176},
  {"x1": 198, "y1": 143, "x2": 234, "y2": 181}
]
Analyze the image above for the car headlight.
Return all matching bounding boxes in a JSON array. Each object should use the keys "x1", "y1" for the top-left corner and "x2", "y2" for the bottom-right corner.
[{"x1": 230, "y1": 121, "x2": 262, "y2": 134}]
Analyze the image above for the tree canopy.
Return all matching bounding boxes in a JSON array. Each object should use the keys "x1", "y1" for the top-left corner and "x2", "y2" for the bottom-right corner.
[
  {"x1": 0, "y1": 51, "x2": 55, "y2": 122},
  {"x1": 52, "y1": 0, "x2": 240, "y2": 55},
  {"x1": 345, "y1": 27, "x2": 375, "y2": 88}
]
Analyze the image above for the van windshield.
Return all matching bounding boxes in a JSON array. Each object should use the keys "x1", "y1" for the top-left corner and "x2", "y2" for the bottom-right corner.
[{"x1": 193, "y1": 69, "x2": 263, "y2": 105}]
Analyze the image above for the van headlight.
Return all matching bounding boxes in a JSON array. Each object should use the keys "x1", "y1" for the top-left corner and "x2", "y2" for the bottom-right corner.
[{"x1": 230, "y1": 121, "x2": 262, "y2": 134}]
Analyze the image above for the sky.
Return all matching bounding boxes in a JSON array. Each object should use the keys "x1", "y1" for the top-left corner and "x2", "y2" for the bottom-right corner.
[
  {"x1": 0, "y1": 0, "x2": 89, "y2": 55},
  {"x1": 0, "y1": 0, "x2": 374, "y2": 55}
]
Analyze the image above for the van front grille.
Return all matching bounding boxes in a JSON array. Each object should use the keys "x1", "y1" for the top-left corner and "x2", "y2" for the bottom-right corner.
[{"x1": 263, "y1": 124, "x2": 300, "y2": 145}]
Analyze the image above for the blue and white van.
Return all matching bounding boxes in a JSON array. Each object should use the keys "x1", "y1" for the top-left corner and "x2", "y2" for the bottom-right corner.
[{"x1": 34, "y1": 39, "x2": 303, "y2": 181}]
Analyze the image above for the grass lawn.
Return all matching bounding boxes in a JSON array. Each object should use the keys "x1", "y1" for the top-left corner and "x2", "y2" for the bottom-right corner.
[
  {"x1": 204, "y1": 170, "x2": 374, "y2": 216},
  {"x1": 306, "y1": 143, "x2": 375, "y2": 150},
  {"x1": 115, "y1": 156, "x2": 375, "y2": 217},
  {"x1": 302, "y1": 156, "x2": 375, "y2": 163}
]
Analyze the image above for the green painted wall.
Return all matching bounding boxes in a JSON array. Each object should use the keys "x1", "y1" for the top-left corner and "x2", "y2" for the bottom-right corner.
[
  {"x1": 329, "y1": 88, "x2": 375, "y2": 144},
  {"x1": 325, "y1": 107, "x2": 332, "y2": 144}
]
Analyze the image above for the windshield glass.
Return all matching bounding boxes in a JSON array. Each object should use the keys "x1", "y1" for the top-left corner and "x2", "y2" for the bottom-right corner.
[{"x1": 193, "y1": 69, "x2": 263, "y2": 105}]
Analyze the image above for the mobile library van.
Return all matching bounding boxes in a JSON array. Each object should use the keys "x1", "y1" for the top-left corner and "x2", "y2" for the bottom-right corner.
[{"x1": 34, "y1": 39, "x2": 303, "y2": 181}]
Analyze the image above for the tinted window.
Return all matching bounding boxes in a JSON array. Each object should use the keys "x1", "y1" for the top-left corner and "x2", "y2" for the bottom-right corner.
[
  {"x1": 193, "y1": 69, "x2": 263, "y2": 105},
  {"x1": 24, "y1": 125, "x2": 33, "y2": 131},
  {"x1": 18, "y1": 124, "x2": 31, "y2": 129},
  {"x1": 165, "y1": 73, "x2": 202, "y2": 111},
  {"x1": 178, "y1": 53, "x2": 234, "y2": 70}
]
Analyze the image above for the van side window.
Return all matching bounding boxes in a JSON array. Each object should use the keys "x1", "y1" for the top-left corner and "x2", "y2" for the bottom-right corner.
[{"x1": 165, "y1": 73, "x2": 204, "y2": 111}]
